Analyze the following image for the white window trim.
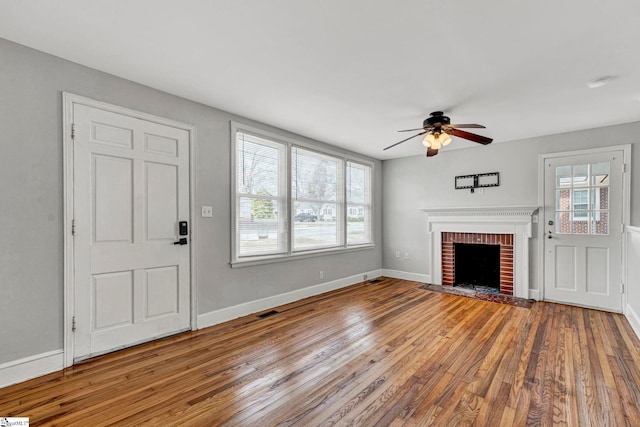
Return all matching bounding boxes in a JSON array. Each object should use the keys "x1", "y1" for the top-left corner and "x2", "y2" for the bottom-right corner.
[{"x1": 230, "y1": 121, "x2": 375, "y2": 267}]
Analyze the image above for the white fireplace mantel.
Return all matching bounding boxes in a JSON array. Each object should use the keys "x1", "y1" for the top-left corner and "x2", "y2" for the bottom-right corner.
[{"x1": 421, "y1": 206, "x2": 539, "y2": 299}]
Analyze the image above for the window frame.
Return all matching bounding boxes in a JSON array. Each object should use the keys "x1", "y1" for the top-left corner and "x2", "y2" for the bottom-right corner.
[{"x1": 231, "y1": 122, "x2": 374, "y2": 267}]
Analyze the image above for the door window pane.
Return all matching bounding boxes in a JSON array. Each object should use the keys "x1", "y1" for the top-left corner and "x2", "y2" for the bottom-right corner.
[
  {"x1": 591, "y1": 211, "x2": 608, "y2": 235},
  {"x1": 572, "y1": 189, "x2": 588, "y2": 219},
  {"x1": 556, "y1": 211, "x2": 570, "y2": 234},
  {"x1": 591, "y1": 162, "x2": 610, "y2": 186},
  {"x1": 572, "y1": 218, "x2": 589, "y2": 234},
  {"x1": 572, "y1": 164, "x2": 589, "y2": 187},
  {"x1": 554, "y1": 161, "x2": 609, "y2": 235},
  {"x1": 556, "y1": 166, "x2": 572, "y2": 187}
]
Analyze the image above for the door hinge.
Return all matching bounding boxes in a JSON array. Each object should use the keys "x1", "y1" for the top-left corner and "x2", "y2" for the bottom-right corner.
[
  {"x1": 71, "y1": 219, "x2": 76, "y2": 236},
  {"x1": 621, "y1": 283, "x2": 625, "y2": 294},
  {"x1": 72, "y1": 316, "x2": 77, "y2": 332},
  {"x1": 71, "y1": 124, "x2": 76, "y2": 140},
  {"x1": 623, "y1": 163, "x2": 627, "y2": 173}
]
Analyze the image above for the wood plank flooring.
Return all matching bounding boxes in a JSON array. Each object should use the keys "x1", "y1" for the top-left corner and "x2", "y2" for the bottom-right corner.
[{"x1": 2, "y1": 277, "x2": 640, "y2": 426}]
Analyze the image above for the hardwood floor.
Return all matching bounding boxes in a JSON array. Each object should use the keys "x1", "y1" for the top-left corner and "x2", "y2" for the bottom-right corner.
[{"x1": 2, "y1": 277, "x2": 640, "y2": 426}]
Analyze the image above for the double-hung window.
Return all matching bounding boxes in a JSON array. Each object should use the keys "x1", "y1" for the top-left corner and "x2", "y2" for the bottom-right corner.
[
  {"x1": 232, "y1": 123, "x2": 373, "y2": 265},
  {"x1": 235, "y1": 132, "x2": 287, "y2": 257}
]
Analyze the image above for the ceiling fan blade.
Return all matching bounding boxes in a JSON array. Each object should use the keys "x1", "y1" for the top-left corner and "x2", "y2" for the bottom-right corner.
[
  {"x1": 398, "y1": 126, "x2": 433, "y2": 132},
  {"x1": 383, "y1": 131, "x2": 427, "y2": 151},
  {"x1": 449, "y1": 128, "x2": 493, "y2": 145},
  {"x1": 448, "y1": 124, "x2": 486, "y2": 129},
  {"x1": 426, "y1": 148, "x2": 439, "y2": 157}
]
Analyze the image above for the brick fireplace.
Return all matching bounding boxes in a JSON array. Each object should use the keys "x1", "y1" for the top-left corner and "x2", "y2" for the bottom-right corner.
[
  {"x1": 422, "y1": 206, "x2": 538, "y2": 299},
  {"x1": 441, "y1": 232, "x2": 514, "y2": 295}
]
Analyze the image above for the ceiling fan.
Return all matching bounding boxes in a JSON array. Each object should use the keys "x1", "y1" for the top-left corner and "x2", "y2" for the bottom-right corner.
[{"x1": 384, "y1": 111, "x2": 493, "y2": 157}]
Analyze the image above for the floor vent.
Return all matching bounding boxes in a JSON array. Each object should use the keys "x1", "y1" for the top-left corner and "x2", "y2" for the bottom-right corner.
[
  {"x1": 368, "y1": 279, "x2": 382, "y2": 284},
  {"x1": 257, "y1": 310, "x2": 279, "y2": 318}
]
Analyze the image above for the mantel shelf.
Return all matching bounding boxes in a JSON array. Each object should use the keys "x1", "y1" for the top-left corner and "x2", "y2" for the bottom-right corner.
[{"x1": 420, "y1": 206, "x2": 539, "y2": 217}]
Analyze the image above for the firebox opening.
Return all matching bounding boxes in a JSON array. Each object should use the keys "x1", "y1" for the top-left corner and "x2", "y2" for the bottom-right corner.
[{"x1": 454, "y1": 243, "x2": 500, "y2": 291}]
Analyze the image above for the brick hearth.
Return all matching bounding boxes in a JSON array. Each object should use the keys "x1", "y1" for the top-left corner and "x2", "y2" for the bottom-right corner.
[{"x1": 441, "y1": 232, "x2": 514, "y2": 296}]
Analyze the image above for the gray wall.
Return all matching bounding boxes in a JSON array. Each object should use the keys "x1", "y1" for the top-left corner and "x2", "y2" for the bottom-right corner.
[
  {"x1": 0, "y1": 39, "x2": 382, "y2": 365},
  {"x1": 382, "y1": 122, "x2": 640, "y2": 290}
]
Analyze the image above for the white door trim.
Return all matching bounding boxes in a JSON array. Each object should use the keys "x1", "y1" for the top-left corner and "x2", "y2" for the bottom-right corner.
[
  {"x1": 62, "y1": 92, "x2": 198, "y2": 368},
  {"x1": 537, "y1": 144, "x2": 631, "y2": 306}
]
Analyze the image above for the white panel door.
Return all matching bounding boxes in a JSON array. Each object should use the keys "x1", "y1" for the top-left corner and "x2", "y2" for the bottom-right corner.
[
  {"x1": 73, "y1": 104, "x2": 190, "y2": 360},
  {"x1": 543, "y1": 151, "x2": 623, "y2": 311}
]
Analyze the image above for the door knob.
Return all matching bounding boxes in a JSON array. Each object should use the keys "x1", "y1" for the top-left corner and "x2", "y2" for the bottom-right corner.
[{"x1": 173, "y1": 238, "x2": 188, "y2": 245}]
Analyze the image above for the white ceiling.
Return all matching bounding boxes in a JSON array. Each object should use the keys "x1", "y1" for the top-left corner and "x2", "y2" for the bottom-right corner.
[{"x1": 2, "y1": 0, "x2": 639, "y2": 159}]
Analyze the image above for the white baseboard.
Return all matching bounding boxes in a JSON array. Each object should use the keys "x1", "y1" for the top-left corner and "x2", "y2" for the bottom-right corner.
[
  {"x1": 382, "y1": 269, "x2": 430, "y2": 283},
  {"x1": 198, "y1": 269, "x2": 383, "y2": 329},
  {"x1": 625, "y1": 303, "x2": 640, "y2": 341},
  {"x1": 0, "y1": 349, "x2": 64, "y2": 389},
  {"x1": 528, "y1": 289, "x2": 541, "y2": 301}
]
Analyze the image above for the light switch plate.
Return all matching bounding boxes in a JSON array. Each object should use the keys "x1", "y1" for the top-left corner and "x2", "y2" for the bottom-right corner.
[{"x1": 201, "y1": 206, "x2": 213, "y2": 218}]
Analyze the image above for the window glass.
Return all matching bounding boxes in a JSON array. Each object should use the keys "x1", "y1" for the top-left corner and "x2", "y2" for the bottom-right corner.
[
  {"x1": 347, "y1": 161, "x2": 372, "y2": 245},
  {"x1": 233, "y1": 126, "x2": 373, "y2": 263},
  {"x1": 236, "y1": 133, "x2": 287, "y2": 257},
  {"x1": 554, "y1": 162, "x2": 609, "y2": 235},
  {"x1": 292, "y1": 147, "x2": 342, "y2": 250}
]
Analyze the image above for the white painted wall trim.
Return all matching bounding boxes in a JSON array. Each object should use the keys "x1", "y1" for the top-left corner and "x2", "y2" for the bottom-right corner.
[
  {"x1": 625, "y1": 226, "x2": 640, "y2": 340},
  {"x1": 528, "y1": 289, "x2": 541, "y2": 301},
  {"x1": 198, "y1": 269, "x2": 382, "y2": 329},
  {"x1": 626, "y1": 303, "x2": 640, "y2": 341},
  {"x1": 0, "y1": 350, "x2": 64, "y2": 389},
  {"x1": 382, "y1": 269, "x2": 430, "y2": 283}
]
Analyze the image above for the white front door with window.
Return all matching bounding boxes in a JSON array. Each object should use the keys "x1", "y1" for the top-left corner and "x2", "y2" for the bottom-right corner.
[
  {"x1": 72, "y1": 102, "x2": 191, "y2": 361},
  {"x1": 543, "y1": 150, "x2": 624, "y2": 312}
]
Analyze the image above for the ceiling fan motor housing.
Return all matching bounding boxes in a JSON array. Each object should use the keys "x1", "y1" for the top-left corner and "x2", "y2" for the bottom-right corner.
[{"x1": 424, "y1": 111, "x2": 450, "y2": 128}]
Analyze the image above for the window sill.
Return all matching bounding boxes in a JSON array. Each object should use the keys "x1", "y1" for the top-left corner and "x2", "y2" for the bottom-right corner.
[{"x1": 230, "y1": 244, "x2": 375, "y2": 268}]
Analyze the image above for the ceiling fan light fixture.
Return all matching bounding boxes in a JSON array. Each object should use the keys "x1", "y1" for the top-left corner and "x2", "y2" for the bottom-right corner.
[
  {"x1": 384, "y1": 112, "x2": 491, "y2": 154},
  {"x1": 422, "y1": 132, "x2": 451, "y2": 149}
]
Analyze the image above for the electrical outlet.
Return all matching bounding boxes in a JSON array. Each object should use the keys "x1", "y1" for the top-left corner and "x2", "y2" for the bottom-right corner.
[
  {"x1": 201, "y1": 206, "x2": 213, "y2": 217},
  {"x1": 395, "y1": 250, "x2": 400, "y2": 258},
  {"x1": 320, "y1": 271, "x2": 324, "y2": 280}
]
